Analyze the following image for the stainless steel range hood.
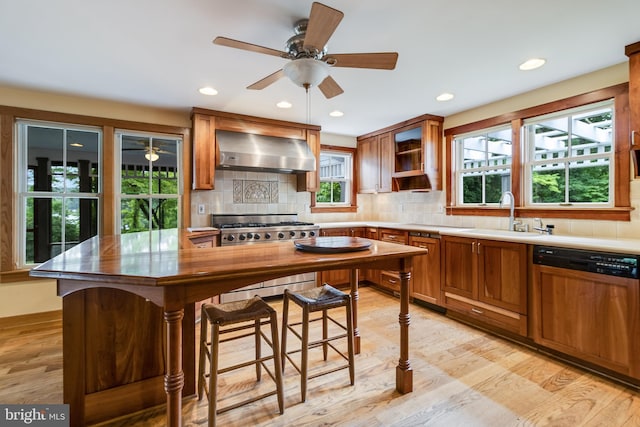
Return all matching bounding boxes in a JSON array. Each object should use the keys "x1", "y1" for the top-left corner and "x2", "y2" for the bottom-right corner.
[{"x1": 216, "y1": 130, "x2": 316, "y2": 173}]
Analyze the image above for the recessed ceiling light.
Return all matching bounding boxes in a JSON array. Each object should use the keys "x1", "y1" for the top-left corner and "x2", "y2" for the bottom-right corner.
[
  {"x1": 276, "y1": 100, "x2": 292, "y2": 109},
  {"x1": 198, "y1": 86, "x2": 218, "y2": 95},
  {"x1": 436, "y1": 93, "x2": 454, "y2": 102},
  {"x1": 519, "y1": 58, "x2": 546, "y2": 71},
  {"x1": 329, "y1": 110, "x2": 344, "y2": 117}
]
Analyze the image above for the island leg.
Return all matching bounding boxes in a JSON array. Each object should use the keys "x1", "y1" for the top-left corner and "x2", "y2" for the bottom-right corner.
[
  {"x1": 350, "y1": 268, "x2": 361, "y2": 354},
  {"x1": 164, "y1": 308, "x2": 185, "y2": 427},
  {"x1": 396, "y1": 268, "x2": 413, "y2": 393}
]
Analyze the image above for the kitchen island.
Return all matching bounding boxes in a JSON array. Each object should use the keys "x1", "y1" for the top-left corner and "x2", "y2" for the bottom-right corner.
[{"x1": 30, "y1": 229, "x2": 427, "y2": 427}]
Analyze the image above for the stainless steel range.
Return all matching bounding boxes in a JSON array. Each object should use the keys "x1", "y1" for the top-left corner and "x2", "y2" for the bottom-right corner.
[{"x1": 211, "y1": 213, "x2": 320, "y2": 302}]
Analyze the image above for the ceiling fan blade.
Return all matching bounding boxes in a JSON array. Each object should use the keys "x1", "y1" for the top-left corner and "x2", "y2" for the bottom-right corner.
[
  {"x1": 213, "y1": 36, "x2": 289, "y2": 59},
  {"x1": 247, "y1": 69, "x2": 286, "y2": 90},
  {"x1": 303, "y1": 2, "x2": 344, "y2": 52},
  {"x1": 318, "y1": 76, "x2": 344, "y2": 99},
  {"x1": 325, "y1": 52, "x2": 399, "y2": 70}
]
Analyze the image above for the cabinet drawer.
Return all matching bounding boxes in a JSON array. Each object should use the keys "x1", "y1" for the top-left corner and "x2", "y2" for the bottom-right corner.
[
  {"x1": 379, "y1": 228, "x2": 408, "y2": 245},
  {"x1": 444, "y1": 292, "x2": 527, "y2": 336},
  {"x1": 379, "y1": 272, "x2": 401, "y2": 293}
]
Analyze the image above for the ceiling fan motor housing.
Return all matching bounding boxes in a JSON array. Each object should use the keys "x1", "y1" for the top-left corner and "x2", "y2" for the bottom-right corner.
[{"x1": 286, "y1": 19, "x2": 326, "y2": 59}]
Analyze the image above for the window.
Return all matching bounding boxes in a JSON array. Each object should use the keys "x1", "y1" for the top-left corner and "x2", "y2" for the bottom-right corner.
[
  {"x1": 455, "y1": 125, "x2": 512, "y2": 205},
  {"x1": 117, "y1": 131, "x2": 181, "y2": 233},
  {"x1": 311, "y1": 146, "x2": 356, "y2": 213},
  {"x1": 524, "y1": 101, "x2": 613, "y2": 206},
  {"x1": 16, "y1": 120, "x2": 101, "y2": 265},
  {"x1": 316, "y1": 150, "x2": 352, "y2": 205},
  {"x1": 445, "y1": 84, "x2": 630, "y2": 220}
]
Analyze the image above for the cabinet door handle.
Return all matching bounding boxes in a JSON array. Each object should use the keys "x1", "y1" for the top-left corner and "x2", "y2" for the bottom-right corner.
[
  {"x1": 472, "y1": 242, "x2": 476, "y2": 253},
  {"x1": 388, "y1": 279, "x2": 397, "y2": 284},
  {"x1": 632, "y1": 130, "x2": 639, "y2": 146},
  {"x1": 471, "y1": 307, "x2": 483, "y2": 315},
  {"x1": 477, "y1": 242, "x2": 481, "y2": 254}
]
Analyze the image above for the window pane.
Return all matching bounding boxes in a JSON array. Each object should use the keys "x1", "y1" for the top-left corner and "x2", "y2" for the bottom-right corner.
[
  {"x1": 485, "y1": 172, "x2": 509, "y2": 203},
  {"x1": 67, "y1": 130, "x2": 100, "y2": 193},
  {"x1": 317, "y1": 182, "x2": 332, "y2": 203},
  {"x1": 27, "y1": 127, "x2": 64, "y2": 192},
  {"x1": 568, "y1": 161, "x2": 609, "y2": 203},
  {"x1": 152, "y1": 198, "x2": 179, "y2": 230},
  {"x1": 121, "y1": 165, "x2": 150, "y2": 194},
  {"x1": 462, "y1": 174, "x2": 482, "y2": 204},
  {"x1": 531, "y1": 167, "x2": 565, "y2": 203},
  {"x1": 121, "y1": 198, "x2": 150, "y2": 233},
  {"x1": 462, "y1": 136, "x2": 486, "y2": 169}
]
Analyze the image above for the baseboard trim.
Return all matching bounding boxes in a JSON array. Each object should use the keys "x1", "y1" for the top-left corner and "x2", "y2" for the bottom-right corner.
[{"x1": 0, "y1": 309, "x2": 62, "y2": 328}]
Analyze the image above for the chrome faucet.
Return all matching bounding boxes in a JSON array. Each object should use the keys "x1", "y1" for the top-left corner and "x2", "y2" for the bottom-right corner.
[
  {"x1": 533, "y1": 217, "x2": 554, "y2": 235},
  {"x1": 499, "y1": 191, "x2": 515, "y2": 231}
]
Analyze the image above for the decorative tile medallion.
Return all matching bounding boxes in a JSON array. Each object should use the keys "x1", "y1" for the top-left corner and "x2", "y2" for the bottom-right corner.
[{"x1": 233, "y1": 180, "x2": 279, "y2": 204}]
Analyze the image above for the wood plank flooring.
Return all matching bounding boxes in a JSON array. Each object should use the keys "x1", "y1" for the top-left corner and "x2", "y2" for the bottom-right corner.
[{"x1": 1, "y1": 287, "x2": 640, "y2": 426}]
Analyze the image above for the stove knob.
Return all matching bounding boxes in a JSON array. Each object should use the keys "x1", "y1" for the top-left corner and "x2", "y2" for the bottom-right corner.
[
  {"x1": 309, "y1": 231, "x2": 316, "y2": 237},
  {"x1": 289, "y1": 231, "x2": 296, "y2": 237},
  {"x1": 278, "y1": 232, "x2": 285, "y2": 239},
  {"x1": 264, "y1": 233, "x2": 271, "y2": 239},
  {"x1": 300, "y1": 231, "x2": 307, "y2": 237},
  {"x1": 239, "y1": 234, "x2": 246, "y2": 241},
  {"x1": 227, "y1": 235, "x2": 235, "y2": 242},
  {"x1": 246, "y1": 233, "x2": 253, "y2": 239},
  {"x1": 254, "y1": 234, "x2": 261, "y2": 240}
]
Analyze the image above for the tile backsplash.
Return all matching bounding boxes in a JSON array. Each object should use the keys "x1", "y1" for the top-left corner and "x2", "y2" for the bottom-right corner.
[{"x1": 191, "y1": 170, "x2": 640, "y2": 240}]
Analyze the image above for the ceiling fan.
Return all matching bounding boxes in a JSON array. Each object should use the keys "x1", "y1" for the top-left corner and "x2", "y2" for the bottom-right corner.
[
  {"x1": 123, "y1": 141, "x2": 174, "y2": 162},
  {"x1": 213, "y1": 2, "x2": 398, "y2": 99}
]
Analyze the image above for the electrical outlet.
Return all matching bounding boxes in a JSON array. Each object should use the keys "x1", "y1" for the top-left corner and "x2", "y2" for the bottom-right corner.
[
  {"x1": 197, "y1": 204, "x2": 205, "y2": 215},
  {"x1": 437, "y1": 204, "x2": 444, "y2": 213}
]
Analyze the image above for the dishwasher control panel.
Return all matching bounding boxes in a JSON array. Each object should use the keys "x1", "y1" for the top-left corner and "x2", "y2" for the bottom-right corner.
[{"x1": 533, "y1": 245, "x2": 639, "y2": 279}]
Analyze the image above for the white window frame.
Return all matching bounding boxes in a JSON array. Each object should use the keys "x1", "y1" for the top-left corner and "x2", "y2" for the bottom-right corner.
[
  {"x1": 115, "y1": 130, "x2": 183, "y2": 234},
  {"x1": 454, "y1": 124, "x2": 513, "y2": 206},
  {"x1": 316, "y1": 149, "x2": 352, "y2": 206},
  {"x1": 15, "y1": 119, "x2": 102, "y2": 267},
  {"x1": 523, "y1": 100, "x2": 615, "y2": 208}
]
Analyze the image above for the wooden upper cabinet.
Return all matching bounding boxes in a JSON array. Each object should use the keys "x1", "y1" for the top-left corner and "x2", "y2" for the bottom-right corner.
[
  {"x1": 357, "y1": 114, "x2": 443, "y2": 193},
  {"x1": 191, "y1": 108, "x2": 321, "y2": 191},
  {"x1": 626, "y1": 41, "x2": 640, "y2": 177},
  {"x1": 356, "y1": 132, "x2": 392, "y2": 193},
  {"x1": 297, "y1": 129, "x2": 321, "y2": 192},
  {"x1": 192, "y1": 113, "x2": 216, "y2": 190}
]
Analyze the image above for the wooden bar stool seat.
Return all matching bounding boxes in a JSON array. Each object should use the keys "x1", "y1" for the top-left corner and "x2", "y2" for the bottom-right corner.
[
  {"x1": 198, "y1": 296, "x2": 284, "y2": 427},
  {"x1": 281, "y1": 284, "x2": 355, "y2": 402}
]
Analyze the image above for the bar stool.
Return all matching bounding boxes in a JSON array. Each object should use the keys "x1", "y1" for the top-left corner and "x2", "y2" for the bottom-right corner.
[
  {"x1": 198, "y1": 296, "x2": 284, "y2": 427},
  {"x1": 281, "y1": 284, "x2": 355, "y2": 402}
]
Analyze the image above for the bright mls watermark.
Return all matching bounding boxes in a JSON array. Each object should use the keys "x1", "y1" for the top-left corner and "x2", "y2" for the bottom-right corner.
[{"x1": 1, "y1": 405, "x2": 69, "y2": 426}]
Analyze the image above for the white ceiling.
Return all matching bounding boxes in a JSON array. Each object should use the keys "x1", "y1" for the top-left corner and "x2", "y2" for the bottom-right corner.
[{"x1": 1, "y1": 0, "x2": 639, "y2": 136}]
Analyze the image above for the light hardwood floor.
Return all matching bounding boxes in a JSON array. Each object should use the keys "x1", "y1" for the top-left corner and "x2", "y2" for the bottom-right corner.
[{"x1": 1, "y1": 287, "x2": 640, "y2": 426}]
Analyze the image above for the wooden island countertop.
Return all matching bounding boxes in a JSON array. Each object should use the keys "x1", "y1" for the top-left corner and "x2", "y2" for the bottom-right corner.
[{"x1": 31, "y1": 229, "x2": 428, "y2": 427}]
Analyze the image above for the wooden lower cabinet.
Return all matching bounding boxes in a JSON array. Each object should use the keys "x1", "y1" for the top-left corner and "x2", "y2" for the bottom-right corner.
[
  {"x1": 318, "y1": 227, "x2": 365, "y2": 286},
  {"x1": 442, "y1": 236, "x2": 527, "y2": 336},
  {"x1": 360, "y1": 227, "x2": 380, "y2": 284},
  {"x1": 376, "y1": 228, "x2": 409, "y2": 294},
  {"x1": 408, "y1": 232, "x2": 442, "y2": 306},
  {"x1": 531, "y1": 264, "x2": 640, "y2": 379}
]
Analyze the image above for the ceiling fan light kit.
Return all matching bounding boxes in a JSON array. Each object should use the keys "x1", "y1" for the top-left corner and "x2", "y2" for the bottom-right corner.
[
  {"x1": 283, "y1": 58, "x2": 329, "y2": 88},
  {"x1": 212, "y1": 2, "x2": 398, "y2": 99}
]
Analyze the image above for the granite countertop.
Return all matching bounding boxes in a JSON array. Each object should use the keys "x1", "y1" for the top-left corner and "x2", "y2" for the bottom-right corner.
[{"x1": 317, "y1": 222, "x2": 640, "y2": 255}]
